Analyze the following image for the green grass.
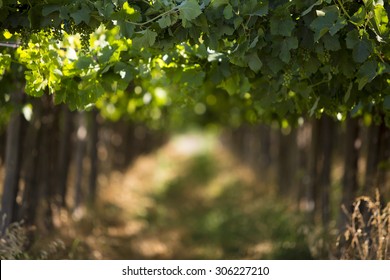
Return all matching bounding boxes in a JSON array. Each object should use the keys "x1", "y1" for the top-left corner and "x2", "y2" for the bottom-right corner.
[{"x1": 139, "y1": 151, "x2": 313, "y2": 259}]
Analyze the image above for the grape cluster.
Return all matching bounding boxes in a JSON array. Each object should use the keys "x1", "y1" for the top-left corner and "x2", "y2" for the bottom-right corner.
[
  {"x1": 39, "y1": 27, "x2": 63, "y2": 44},
  {"x1": 61, "y1": 20, "x2": 92, "y2": 51},
  {"x1": 51, "y1": 27, "x2": 63, "y2": 43},
  {"x1": 19, "y1": 27, "x2": 31, "y2": 47},
  {"x1": 318, "y1": 50, "x2": 331, "y2": 64},
  {"x1": 17, "y1": 26, "x2": 64, "y2": 48},
  {"x1": 302, "y1": 49, "x2": 311, "y2": 62},
  {"x1": 72, "y1": 23, "x2": 92, "y2": 51},
  {"x1": 282, "y1": 69, "x2": 293, "y2": 87}
]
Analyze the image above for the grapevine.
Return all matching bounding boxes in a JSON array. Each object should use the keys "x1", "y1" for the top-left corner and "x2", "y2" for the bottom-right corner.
[
  {"x1": 318, "y1": 50, "x2": 331, "y2": 64},
  {"x1": 70, "y1": 23, "x2": 93, "y2": 51},
  {"x1": 282, "y1": 69, "x2": 293, "y2": 88},
  {"x1": 0, "y1": 0, "x2": 387, "y2": 120},
  {"x1": 301, "y1": 49, "x2": 311, "y2": 62}
]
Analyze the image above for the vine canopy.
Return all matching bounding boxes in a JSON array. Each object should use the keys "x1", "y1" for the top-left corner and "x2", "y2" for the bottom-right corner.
[{"x1": 0, "y1": 0, "x2": 390, "y2": 125}]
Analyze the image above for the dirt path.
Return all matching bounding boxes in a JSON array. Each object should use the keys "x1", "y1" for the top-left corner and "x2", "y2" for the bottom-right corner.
[{"x1": 77, "y1": 131, "x2": 309, "y2": 260}]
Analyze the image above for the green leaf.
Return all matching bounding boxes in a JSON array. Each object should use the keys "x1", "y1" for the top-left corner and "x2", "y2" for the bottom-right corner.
[
  {"x1": 301, "y1": 0, "x2": 322, "y2": 16},
  {"x1": 233, "y1": 16, "x2": 244, "y2": 29},
  {"x1": 270, "y1": 13, "x2": 295, "y2": 36},
  {"x1": 94, "y1": 1, "x2": 115, "y2": 17},
  {"x1": 0, "y1": 53, "x2": 11, "y2": 75},
  {"x1": 114, "y1": 62, "x2": 133, "y2": 84},
  {"x1": 346, "y1": 30, "x2": 359, "y2": 49},
  {"x1": 210, "y1": 0, "x2": 229, "y2": 8},
  {"x1": 42, "y1": 5, "x2": 61, "y2": 16},
  {"x1": 220, "y1": 74, "x2": 250, "y2": 95},
  {"x1": 223, "y1": 4, "x2": 233, "y2": 20},
  {"x1": 118, "y1": 21, "x2": 135, "y2": 38},
  {"x1": 181, "y1": 68, "x2": 205, "y2": 87},
  {"x1": 246, "y1": 52, "x2": 262, "y2": 73},
  {"x1": 310, "y1": 5, "x2": 346, "y2": 41},
  {"x1": 157, "y1": 15, "x2": 172, "y2": 28},
  {"x1": 280, "y1": 37, "x2": 298, "y2": 63},
  {"x1": 356, "y1": 60, "x2": 377, "y2": 90},
  {"x1": 373, "y1": 5, "x2": 389, "y2": 37},
  {"x1": 265, "y1": 56, "x2": 284, "y2": 74},
  {"x1": 322, "y1": 34, "x2": 341, "y2": 51},
  {"x1": 132, "y1": 29, "x2": 158, "y2": 48},
  {"x1": 249, "y1": 2, "x2": 269, "y2": 17},
  {"x1": 338, "y1": 50, "x2": 356, "y2": 78},
  {"x1": 249, "y1": 36, "x2": 259, "y2": 49},
  {"x1": 303, "y1": 58, "x2": 321, "y2": 76},
  {"x1": 384, "y1": 96, "x2": 390, "y2": 111},
  {"x1": 76, "y1": 56, "x2": 94, "y2": 70},
  {"x1": 122, "y1": 2, "x2": 142, "y2": 22},
  {"x1": 179, "y1": 0, "x2": 202, "y2": 22},
  {"x1": 98, "y1": 46, "x2": 115, "y2": 64},
  {"x1": 352, "y1": 38, "x2": 372, "y2": 63},
  {"x1": 25, "y1": 71, "x2": 46, "y2": 97},
  {"x1": 70, "y1": 4, "x2": 91, "y2": 25},
  {"x1": 58, "y1": 79, "x2": 78, "y2": 109},
  {"x1": 350, "y1": 6, "x2": 366, "y2": 26},
  {"x1": 79, "y1": 80, "x2": 105, "y2": 107},
  {"x1": 241, "y1": 0, "x2": 257, "y2": 15}
]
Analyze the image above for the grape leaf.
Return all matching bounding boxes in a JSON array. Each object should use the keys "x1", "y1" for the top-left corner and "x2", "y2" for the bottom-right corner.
[
  {"x1": 373, "y1": 5, "x2": 389, "y2": 37},
  {"x1": 98, "y1": 46, "x2": 115, "y2": 64},
  {"x1": 122, "y1": 2, "x2": 141, "y2": 22},
  {"x1": 223, "y1": 4, "x2": 233, "y2": 20},
  {"x1": 42, "y1": 5, "x2": 61, "y2": 16},
  {"x1": 246, "y1": 52, "x2": 262, "y2": 73},
  {"x1": 352, "y1": 38, "x2": 372, "y2": 63},
  {"x1": 346, "y1": 30, "x2": 359, "y2": 49},
  {"x1": 114, "y1": 62, "x2": 133, "y2": 84},
  {"x1": 384, "y1": 96, "x2": 390, "y2": 111},
  {"x1": 76, "y1": 56, "x2": 94, "y2": 70},
  {"x1": 280, "y1": 37, "x2": 298, "y2": 63},
  {"x1": 118, "y1": 21, "x2": 135, "y2": 38},
  {"x1": 181, "y1": 68, "x2": 206, "y2": 87},
  {"x1": 249, "y1": 2, "x2": 269, "y2": 17},
  {"x1": 211, "y1": 0, "x2": 229, "y2": 8},
  {"x1": 132, "y1": 29, "x2": 158, "y2": 48},
  {"x1": 356, "y1": 60, "x2": 377, "y2": 90},
  {"x1": 0, "y1": 53, "x2": 11, "y2": 75},
  {"x1": 322, "y1": 34, "x2": 341, "y2": 51},
  {"x1": 179, "y1": 0, "x2": 202, "y2": 22},
  {"x1": 310, "y1": 5, "x2": 346, "y2": 41},
  {"x1": 350, "y1": 6, "x2": 366, "y2": 26},
  {"x1": 270, "y1": 14, "x2": 295, "y2": 36},
  {"x1": 70, "y1": 4, "x2": 91, "y2": 25},
  {"x1": 301, "y1": 0, "x2": 322, "y2": 16},
  {"x1": 157, "y1": 15, "x2": 172, "y2": 28}
]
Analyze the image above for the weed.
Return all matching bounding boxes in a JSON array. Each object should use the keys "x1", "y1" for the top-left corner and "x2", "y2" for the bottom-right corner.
[
  {"x1": 337, "y1": 191, "x2": 390, "y2": 259},
  {"x1": 0, "y1": 220, "x2": 28, "y2": 259}
]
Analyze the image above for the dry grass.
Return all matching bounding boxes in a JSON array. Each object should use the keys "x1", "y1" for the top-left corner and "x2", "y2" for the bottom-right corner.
[
  {"x1": 337, "y1": 191, "x2": 390, "y2": 260},
  {"x1": 0, "y1": 220, "x2": 28, "y2": 259}
]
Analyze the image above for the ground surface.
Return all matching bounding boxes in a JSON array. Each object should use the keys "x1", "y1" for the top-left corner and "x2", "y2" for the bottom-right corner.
[{"x1": 30, "y1": 131, "x2": 312, "y2": 259}]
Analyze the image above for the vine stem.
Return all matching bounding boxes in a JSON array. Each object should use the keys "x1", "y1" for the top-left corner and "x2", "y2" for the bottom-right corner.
[
  {"x1": 335, "y1": 0, "x2": 351, "y2": 19},
  {"x1": 310, "y1": 79, "x2": 329, "y2": 88},
  {"x1": 125, "y1": 6, "x2": 180, "y2": 27},
  {"x1": 0, "y1": 42, "x2": 20, "y2": 48}
]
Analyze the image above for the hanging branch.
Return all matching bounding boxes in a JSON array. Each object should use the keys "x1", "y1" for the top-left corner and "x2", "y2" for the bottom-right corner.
[{"x1": 0, "y1": 42, "x2": 20, "y2": 48}]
